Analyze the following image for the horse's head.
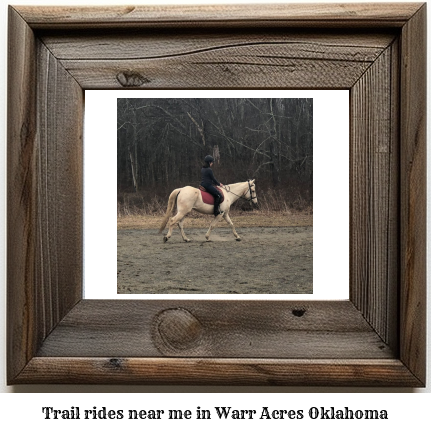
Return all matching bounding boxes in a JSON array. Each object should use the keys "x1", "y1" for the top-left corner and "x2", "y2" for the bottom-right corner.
[{"x1": 246, "y1": 179, "x2": 258, "y2": 208}]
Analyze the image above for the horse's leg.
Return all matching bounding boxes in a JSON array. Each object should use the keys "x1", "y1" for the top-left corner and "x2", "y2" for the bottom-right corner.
[
  {"x1": 163, "y1": 187, "x2": 197, "y2": 242},
  {"x1": 178, "y1": 216, "x2": 191, "y2": 242},
  {"x1": 223, "y1": 212, "x2": 241, "y2": 241},
  {"x1": 164, "y1": 211, "x2": 187, "y2": 242},
  {"x1": 205, "y1": 213, "x2": 224, "y2": 241}
]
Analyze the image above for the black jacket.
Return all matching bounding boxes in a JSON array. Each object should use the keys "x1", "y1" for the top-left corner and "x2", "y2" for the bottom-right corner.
[{"x1": 201, "y1": 167, "x2": 220, "y2": 186}]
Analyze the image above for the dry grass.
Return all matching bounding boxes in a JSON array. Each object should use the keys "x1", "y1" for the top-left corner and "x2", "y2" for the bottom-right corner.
[
  {"x1": 118, "y1": 187, "x2": 312, "y2": 217},
  {"x1": 117, "y1": 188, "x2": 312, "y2": 230},
  {"x1": 118, "y1": 211, "x2": 312, "y2": 230}
]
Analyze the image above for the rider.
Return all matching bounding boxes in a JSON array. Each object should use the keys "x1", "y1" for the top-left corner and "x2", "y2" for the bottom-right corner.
[{"x1": 201, "y1": 155, "x2": 224, "y2": 216}]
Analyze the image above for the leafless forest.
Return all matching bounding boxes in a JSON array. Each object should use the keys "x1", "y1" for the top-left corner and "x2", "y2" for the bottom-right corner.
[{"x1": 117, "y1": 98, "x2": 313, "y2": 215}]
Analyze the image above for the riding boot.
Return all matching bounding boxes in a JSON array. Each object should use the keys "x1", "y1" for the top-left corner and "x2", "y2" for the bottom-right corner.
[{"x1": 213, "y1": 195, "x2": 221, "y2": 216}]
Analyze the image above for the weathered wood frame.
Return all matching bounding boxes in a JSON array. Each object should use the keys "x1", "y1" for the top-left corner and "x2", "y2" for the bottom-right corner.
[{"x1": 7, "y1": 4, "x2": 426, "y2": 386}]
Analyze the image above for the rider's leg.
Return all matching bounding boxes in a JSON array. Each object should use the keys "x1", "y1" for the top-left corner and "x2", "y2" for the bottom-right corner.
[
  {"x1": 213, "y1": 194, "x2": 221, "y2": 216},
  {"x1": 204, "y1": 184, "x2": 222, "y2": 216}
]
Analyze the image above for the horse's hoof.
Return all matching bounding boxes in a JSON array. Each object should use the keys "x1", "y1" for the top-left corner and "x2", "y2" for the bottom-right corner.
[
  {"x1": 184, "y1": 239, "x2": 191, "y2": 243},
  {"x1": 236, "y1": 238, "x2": 242, "y2": 241},
  {"x1": 163, "y1": 236, "x2": 168, "y2": 243}
]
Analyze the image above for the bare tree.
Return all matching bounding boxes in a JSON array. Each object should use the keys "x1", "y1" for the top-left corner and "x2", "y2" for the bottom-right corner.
[{"x1": 117, "y1": 98, "x2": 313, "y2": 206}]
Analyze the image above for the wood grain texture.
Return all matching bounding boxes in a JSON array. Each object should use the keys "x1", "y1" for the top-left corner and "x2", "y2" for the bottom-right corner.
[
  {"x1": 399, "y1": 3, "x2": 427, "y2": 385},
  {"x1": 16, "y1": 358, "x2": 422, "y2": 386},
  {"x1": 7, "y1": 6, "x2": 83, "y2": 383},
  {"x1": 36, "y1": 300, "x2": 393, "y2": 359},
  {"x1": 59, "y1": 57, "x2": 373, "y2": 90},
  {"x1": 35, "y1": 41, "x2": 84, "y2": 336},
  {"x1": 7, "y1": 3, "x2": 427, "y2": 386},
  {"x1": 41, "y1": 31, "x2": 395, "y2": 60},
  {"x1": 41, "y1": 30, "x2": 395, "y2": 89},
  {"x1": 350, "y1": 43, "x2": 399, "y2": 348},
  {"x1": 7, "y1": 6, "x2": 38, "y2": 381},
  {"x1": 50, "y1": 32, "x2": 394, "y2": 89},
  {"x1": 15, "y1": 3, "x2": 423, "y2": 28}
]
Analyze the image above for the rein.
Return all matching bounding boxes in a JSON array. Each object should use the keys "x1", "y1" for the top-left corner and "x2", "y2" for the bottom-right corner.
[{"x1": 222, "y1": 181, "x2": 256, "y2": 203}]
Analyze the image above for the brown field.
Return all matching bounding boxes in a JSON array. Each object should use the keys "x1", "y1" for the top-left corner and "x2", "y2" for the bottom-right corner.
[
  {"x1": 117, "y1": 211, "x2": 313, "y2": 295},
  {"x1": 118, "y1": 211, "x2": 312, "y2": 230}
]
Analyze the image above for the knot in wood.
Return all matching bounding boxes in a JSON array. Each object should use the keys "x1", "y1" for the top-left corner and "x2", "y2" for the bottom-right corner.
[
  {"x1": 108, "y1": 358, "x2": 123, "y2": 369},
  {"x1": 116, "y1": 71, "x2": 150, "y2": 87},
  {"x1": 292, "y1": 308, "x2": 306, "y2": 317},
  {"x1": 154, "y1": 308, "x2": 203, "y2": 352}
]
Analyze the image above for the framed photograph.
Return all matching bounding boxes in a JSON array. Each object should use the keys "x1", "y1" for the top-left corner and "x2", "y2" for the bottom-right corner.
[
  {"x1": 115, "y1": 94, "x2": 315, "y2": 296},
  {"x1": 84, "y1": 89, "x2": 349, "y2": 301},
  {"x1": 7, "y1": 4, "x2": 426, "y2": 386}
]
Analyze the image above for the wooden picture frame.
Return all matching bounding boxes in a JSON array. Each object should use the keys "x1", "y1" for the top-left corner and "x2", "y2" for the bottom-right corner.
[{"x1": 7, "y1": 3, "x2": 426, "y2": 386}]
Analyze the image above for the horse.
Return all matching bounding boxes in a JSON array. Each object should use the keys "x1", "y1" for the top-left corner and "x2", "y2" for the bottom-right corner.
[{"x1": 159, "y1": 180, "x2": 257, "y2": 242}]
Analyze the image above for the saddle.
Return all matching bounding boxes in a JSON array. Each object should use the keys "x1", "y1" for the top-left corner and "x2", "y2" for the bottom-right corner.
[{"x1": 199, "y1": 186, "x2": 224, "y2": 205}]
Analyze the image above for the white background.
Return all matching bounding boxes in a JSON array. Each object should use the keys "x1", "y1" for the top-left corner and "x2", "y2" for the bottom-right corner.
[
  {"x1": 0, "y1": 0, "x2": 430, "y2": 427},
  {"x1": 84, "y1": 89, "x2": 349, "y2": 300}
]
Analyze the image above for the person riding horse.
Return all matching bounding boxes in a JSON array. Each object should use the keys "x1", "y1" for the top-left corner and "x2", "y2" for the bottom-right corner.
[{"x1": 201, "y1": 155, "x2": 224, "y2": 216}]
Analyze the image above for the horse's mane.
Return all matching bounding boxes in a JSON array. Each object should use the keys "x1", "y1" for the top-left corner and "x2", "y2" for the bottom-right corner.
[{"x1": 226, "y1": 180, "x2": 252, "y2": 187}]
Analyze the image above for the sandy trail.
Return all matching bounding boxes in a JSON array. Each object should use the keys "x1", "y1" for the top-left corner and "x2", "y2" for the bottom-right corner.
[{"x1": 117, "y1": 226, "x2": 312, "y2": 294}]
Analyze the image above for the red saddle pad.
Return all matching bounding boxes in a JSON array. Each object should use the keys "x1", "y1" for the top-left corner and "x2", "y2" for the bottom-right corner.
[{"x1": 200, "y1": 186, "x2": 224, "y2": 205}]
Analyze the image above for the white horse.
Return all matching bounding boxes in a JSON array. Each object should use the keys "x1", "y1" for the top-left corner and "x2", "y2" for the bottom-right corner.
[{"x1": 159, "y1": 180, "x2": 257, "y2": 242}]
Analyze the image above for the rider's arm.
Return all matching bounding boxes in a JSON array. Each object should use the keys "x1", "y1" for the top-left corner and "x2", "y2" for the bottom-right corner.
[{"x1": 209, "y1": 169, "x2": 220, "y2": 186}]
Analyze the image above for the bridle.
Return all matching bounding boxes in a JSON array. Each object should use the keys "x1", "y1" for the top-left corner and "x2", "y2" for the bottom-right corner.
[
  {"x1": 223, "y1": 180, "x2": 257, "y2": 204},
  {"x1": 246, "y1": 180, "x2": 257, "y2": 203}
]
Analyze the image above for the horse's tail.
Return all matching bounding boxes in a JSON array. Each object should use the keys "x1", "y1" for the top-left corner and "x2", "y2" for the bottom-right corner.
[{"x1": 159, "y1": 189, "x2": 181, "y2": 233}]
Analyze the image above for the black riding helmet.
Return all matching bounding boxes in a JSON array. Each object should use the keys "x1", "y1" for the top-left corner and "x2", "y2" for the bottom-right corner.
[{"x1": 204, "y1": 155, "x2": 214, "y2": 164}]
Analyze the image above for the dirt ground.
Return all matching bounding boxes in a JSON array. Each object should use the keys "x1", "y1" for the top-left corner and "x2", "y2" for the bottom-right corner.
[{"x1": 117, "y1": 213, "x2": 312, "y2": 295}]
